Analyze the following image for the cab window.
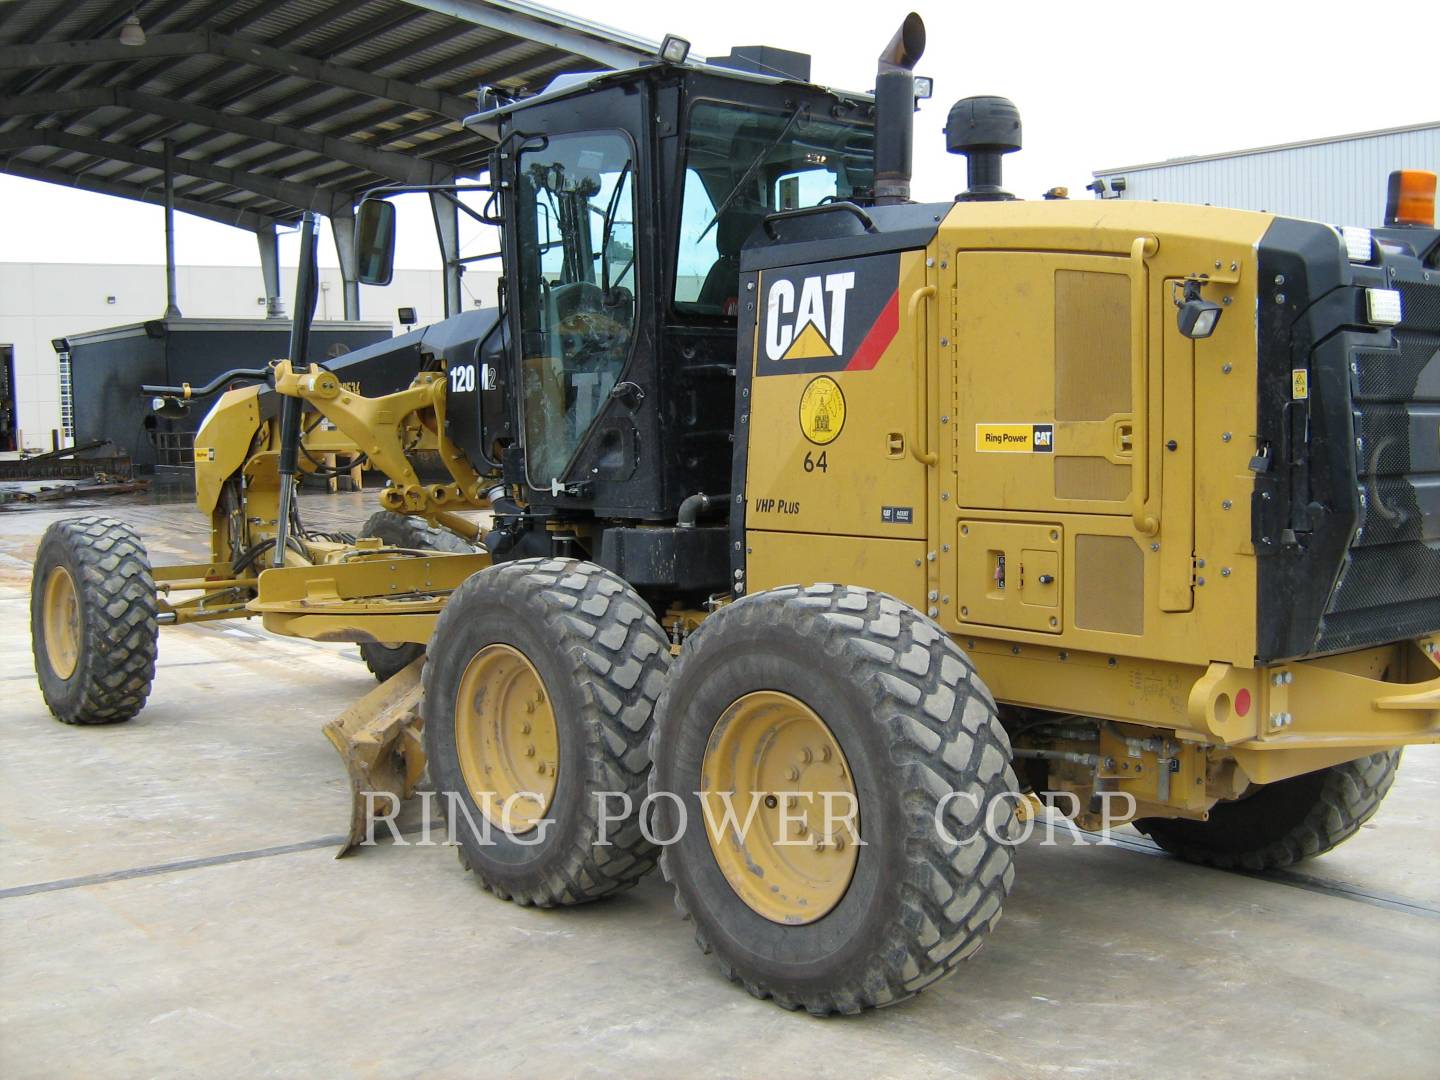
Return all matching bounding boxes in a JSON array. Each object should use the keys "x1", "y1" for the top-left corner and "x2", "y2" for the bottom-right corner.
[
  {"x1": 514, "y1": 131, "x2": 637, "y2": 486},
  {"x1": 675, "y1": 102, "x2": 873, "y2": 317}
]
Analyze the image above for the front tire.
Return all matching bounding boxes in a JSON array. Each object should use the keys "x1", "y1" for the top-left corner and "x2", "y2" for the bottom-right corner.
[
  {"x1": 422, "y1": 558, "x2": 670, "y2": 906},
  {"x1": 30, "y1": 516, "x2": 158, "y2": 725},
  {"x1": 650, "y1": 584, "x2": 1019, "y2": 1015},
  {"x1": 1135, "y1": 750, "x2": 1402, "y2": 871},
  {"x1": 357, "y1": 511, "x2": 475, "y2": 682}
]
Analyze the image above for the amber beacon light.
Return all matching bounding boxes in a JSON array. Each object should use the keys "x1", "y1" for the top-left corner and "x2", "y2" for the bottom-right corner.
[{"x1": 1385, "y1": 169, "x2": 1437, "y2": 227}]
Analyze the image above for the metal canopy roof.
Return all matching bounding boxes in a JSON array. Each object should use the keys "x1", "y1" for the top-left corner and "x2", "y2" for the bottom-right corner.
[{"x1": 0, "y1": 0, "x2": 663, "y2": 232}]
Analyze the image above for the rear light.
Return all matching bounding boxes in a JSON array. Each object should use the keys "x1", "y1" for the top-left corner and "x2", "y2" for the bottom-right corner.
[
  {"x1": 1385, "y1": 169, "x2": 1437, "y2": 228},
  {"x1": 1340, "y1": 226, "x2": 1373, "y2": 262},
  {"x1": 1366, "y1": 288, "x2": 1403, "y2": 326}
]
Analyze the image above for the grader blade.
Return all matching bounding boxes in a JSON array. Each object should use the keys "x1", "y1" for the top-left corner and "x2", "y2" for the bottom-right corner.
[{"x1": 324, "y1": 657, "x2": 427, "y2": 857}]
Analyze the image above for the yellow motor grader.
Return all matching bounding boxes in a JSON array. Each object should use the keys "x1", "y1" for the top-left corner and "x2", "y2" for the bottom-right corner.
[{"x1": 29, "y1": 13, "x2": 1440, "y2": 1015}]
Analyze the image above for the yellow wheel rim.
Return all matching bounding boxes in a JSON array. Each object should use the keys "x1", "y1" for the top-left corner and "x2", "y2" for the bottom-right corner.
[
  {"x1": 454, "y1": 643, "x2": 558, "y2": 834},
  {"x1": 42, "y1": 565, "x2": 81, "y2": 680},
  {"x1": 701, "y1": 691, "x2": 860, "y2": 924}
]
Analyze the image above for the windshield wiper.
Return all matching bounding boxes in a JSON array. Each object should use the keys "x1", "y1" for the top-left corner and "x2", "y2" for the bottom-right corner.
[{"x1": 697, "y1": 105, "x2": 805, "y2": 243}]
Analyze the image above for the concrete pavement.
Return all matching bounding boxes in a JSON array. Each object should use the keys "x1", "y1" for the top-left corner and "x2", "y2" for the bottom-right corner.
[{"x1": 2, "y1": 493, "x2": 1437, "y2": 1078}]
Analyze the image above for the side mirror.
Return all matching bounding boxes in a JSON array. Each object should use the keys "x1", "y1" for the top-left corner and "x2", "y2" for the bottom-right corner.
[{"x1": 354, "y1": 199, "x2": 396, "y2": 286}]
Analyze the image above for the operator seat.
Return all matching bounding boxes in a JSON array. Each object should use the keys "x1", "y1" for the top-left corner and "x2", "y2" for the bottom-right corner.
[{"x1": 696, "y1": 209, "x2": 764, "y2": 316}]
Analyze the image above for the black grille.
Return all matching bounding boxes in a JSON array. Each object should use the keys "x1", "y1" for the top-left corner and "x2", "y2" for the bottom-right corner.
[{"x1": 1316, "y1": 277, "x2": 1440, "y2": 653}]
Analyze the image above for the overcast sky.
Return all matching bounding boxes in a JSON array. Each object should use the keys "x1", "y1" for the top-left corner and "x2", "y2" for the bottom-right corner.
[{"x1": 2, "y1": 0, "x2": 1435, "y2": 275}]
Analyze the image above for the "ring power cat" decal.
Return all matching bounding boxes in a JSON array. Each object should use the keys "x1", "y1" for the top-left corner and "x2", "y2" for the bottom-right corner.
[
  {"x1": 756, "y1": 253, "x2": 900, "y2": 377},
  {"x1": 974, "y1": 423, "x2": 1055, "y2": 453}
]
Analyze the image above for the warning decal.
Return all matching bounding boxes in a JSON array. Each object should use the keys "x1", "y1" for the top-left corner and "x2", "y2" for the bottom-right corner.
[
  {"x1": 975, "y1": 423, "x2": 1054, "y2": 453},
  {"x1": 799, "y1": 376, "x2": 846, "y2": 445}
]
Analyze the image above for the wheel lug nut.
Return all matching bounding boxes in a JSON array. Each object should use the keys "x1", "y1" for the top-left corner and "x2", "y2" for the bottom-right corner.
[
  {"x1": 795, "y1": 821, "x2": 808, "y2": 836},
  {"x1": 820, "y1": 746, "x2": 832, "y2": 762},
  {"x1": 785, "y1": 795, "x2": 798, "y2": 809},
  {"x1": 525, "y1": 745, "x2": 535, "y2": 757},
  {"x1": 785, "y1": 766, "x2": 799, "y2": 781},
  {"x1": 521, "y1": 721, "x2": 531, "y2": 734},
  {"x1": 800, "y1": 747, "x2": 813, "y2": 764}
]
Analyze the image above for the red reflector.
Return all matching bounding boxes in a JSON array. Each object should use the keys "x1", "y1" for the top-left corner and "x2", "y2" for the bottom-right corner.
[{"x1": 1235, "y1": 688, "x2": 1252, "y2": 717}]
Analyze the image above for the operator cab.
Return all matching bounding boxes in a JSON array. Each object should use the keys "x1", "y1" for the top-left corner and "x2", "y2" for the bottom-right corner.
[
  {"x1": 351, "y1": 47, "x2": 916, "y2": 603},
  {"x1": 464, "y1": 59, "x2": 879, "y2": 526}
]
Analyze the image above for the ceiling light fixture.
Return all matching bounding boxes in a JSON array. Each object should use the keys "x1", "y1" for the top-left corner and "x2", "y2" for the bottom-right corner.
[{"x1": 119, "y1": 13, "x2": 146, "y2": 47}]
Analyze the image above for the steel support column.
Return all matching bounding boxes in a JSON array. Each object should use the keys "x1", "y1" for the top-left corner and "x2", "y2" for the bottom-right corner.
[
  {"x1": 256, "y1": 222, "x2": 284, "y2": 318},
  {"x1": 330, "y1": 203, "x2": 361, "y2": 321},
  {"x1": 162, "y1": 140, "x2": 182, "y2": 319},
  {"x1": 430, "y1": 191, "x2": 462, "y2": 318}
]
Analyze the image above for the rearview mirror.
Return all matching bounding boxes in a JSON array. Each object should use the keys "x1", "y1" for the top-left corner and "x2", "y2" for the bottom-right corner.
[{"x1": 354, "y1": 199, "x2": 396, "y2": 286}]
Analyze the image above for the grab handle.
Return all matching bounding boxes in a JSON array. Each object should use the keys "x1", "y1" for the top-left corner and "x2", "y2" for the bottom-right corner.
[
  {"x1": 1129, "y1": 236, "x2": 1160, "y2": 536},
  {"x1": 908, "y1": 285, "x2": 938, "y2": 466}
]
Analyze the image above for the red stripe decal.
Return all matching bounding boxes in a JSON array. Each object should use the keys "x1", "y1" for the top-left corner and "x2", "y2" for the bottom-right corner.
[{"x1": 845, "y1": 290, "x2": 900, "y2": 371}]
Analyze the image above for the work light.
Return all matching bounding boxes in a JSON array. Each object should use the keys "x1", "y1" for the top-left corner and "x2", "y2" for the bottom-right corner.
[
  {"x1": 1176, "y1": 280, "x2": 1223, "y2": 339},
  {"x1": 658, "y1": 35, "x2": 691, "y2": 65}
]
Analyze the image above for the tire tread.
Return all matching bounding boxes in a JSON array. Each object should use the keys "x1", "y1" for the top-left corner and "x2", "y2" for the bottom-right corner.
[
  {"x1": 651, "y1": 584, "x2": 1018, "y2": 1015},
  {"x1": 31, "y1": 515, "x2": 158, "y2": 724}
]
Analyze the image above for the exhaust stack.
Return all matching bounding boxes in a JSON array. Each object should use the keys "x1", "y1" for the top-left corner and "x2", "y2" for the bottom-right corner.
[{"x1": 872, "y1": 13, "x2": 926, "y2": 205}]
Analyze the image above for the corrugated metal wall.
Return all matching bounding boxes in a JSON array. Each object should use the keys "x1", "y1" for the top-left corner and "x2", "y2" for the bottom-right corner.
[{"x1": 1093, "y1": 124, "x2": 1438, "y2": 228}]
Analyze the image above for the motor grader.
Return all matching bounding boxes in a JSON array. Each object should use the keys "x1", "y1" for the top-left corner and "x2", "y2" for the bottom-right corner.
[{"x1": 28, "y1": 12, "x2": 1440, "y2": 1016}]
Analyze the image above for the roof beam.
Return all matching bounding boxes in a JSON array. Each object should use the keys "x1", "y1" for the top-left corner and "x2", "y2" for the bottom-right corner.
[
  {"x1": 1, "y1": 0, "x2": 194, "y2": 100},
  {"x1": 0, "y1": 88, "x2": 454, "y2": 185},
  {"x1": 0, "y1": 157, "x2": 277, "y2": 232},
  {"x1": 399, "y1": 0, "x2": 656, "y2": 70},
  {"x1": 0, "y1": 129, "x2": 344, "y2": 215},
  {"x1": 0, "y1": 32, "x2": 473, "y2": 119}
]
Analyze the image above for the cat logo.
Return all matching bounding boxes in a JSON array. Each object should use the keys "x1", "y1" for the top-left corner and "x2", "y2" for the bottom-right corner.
[
  {"x1": 798, "y1": 375, "x2": 846, "y2": 445},
  {"x1": 754, "y1": 252, "x2": 900, "y2": 377},
  {"x1": 766, "y1": 272, "x2": 855, "y2": 362}
]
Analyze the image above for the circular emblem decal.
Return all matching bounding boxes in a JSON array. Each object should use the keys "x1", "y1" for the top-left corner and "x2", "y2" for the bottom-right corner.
[{"x1": 798, "y1": 376, "x2": 846, "y2": 446}]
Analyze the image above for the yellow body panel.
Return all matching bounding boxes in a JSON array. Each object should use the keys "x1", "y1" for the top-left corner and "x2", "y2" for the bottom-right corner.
[
  {"x1": 744, "y1": 249, "x2": 930, "y2": 543},
  {"x1": 746, "y1": 530, "x2": 926, "y2": 611},
  {"x1": 193, "y1": 385, "x2": 261, "y2": 514},
  {"x1": 741, "y1": 199, "x2": 1440, "y2": 793}
]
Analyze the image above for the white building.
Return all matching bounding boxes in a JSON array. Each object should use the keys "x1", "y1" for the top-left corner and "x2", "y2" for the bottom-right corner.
[
  {"x1": 1090, "y1": 121, "x2": 1439, "y2": 228},
  {"x1": 0, "y1": 262, "x2": 498, "y2": 451}
]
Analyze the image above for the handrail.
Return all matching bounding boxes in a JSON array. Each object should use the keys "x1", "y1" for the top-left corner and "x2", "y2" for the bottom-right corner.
[
  {"x1": 1129, "y1": 235, "x2": 1160, "y2": 537},
  {"x1": 762, "y1": 201, "x2": 878, "y2": 239},
  {"x1": 141, "y1": 366, "x2": 272, "y2": 400},
  {"x1": 907, "y1": 285, "x2": 938, "y2": 466}
]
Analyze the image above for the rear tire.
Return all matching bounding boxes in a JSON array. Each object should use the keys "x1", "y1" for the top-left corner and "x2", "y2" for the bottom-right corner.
[
  {"x1": 422, "y1": 558, "x2": 670, "y2": 905},
  {"x1": 650, "y1": 584, "x2": 1019, "y2": 1015},
  {"x1": 30, "y1": 516, "x2": 158, "y2": 725},
  {"x1": 1135, "y1": 750, "x2": 1401, "y2": 871},
  {"x1": 357, "y1": 511, "x2": 475, "y2": 682}
]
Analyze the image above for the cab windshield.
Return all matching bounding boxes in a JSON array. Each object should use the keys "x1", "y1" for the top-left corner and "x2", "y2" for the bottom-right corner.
[
  {"x1": 675, "y1": 101, "x2": 873, "y2": 316},
  {"x1": 514, "y1": 130, "x2": 637, "y2": 486}
]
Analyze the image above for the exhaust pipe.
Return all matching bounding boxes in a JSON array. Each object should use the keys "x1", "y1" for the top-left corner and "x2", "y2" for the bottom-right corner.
[{"x1": 872, "y1": 13, "x2": 926, "y2": 205}]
